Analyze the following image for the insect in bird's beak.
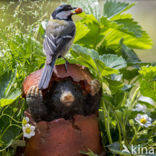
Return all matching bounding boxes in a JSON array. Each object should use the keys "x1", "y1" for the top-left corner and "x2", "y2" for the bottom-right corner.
[{"x1": 71, "y1": 8, "x2": 83, "y2": 15}]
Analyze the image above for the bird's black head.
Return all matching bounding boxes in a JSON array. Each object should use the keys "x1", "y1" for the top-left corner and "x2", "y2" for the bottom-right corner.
[{"x1": 52, "y1": 4, "x2": 77, "y2": 21}]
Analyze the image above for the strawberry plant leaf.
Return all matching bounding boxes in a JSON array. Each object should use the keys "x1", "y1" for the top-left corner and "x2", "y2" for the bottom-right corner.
[
  {"x1": 99, "y1": 54, "x2": 127, "y2": 69},
  {"x1": 139, "y1": 66, "x2": 156, "y2": 102},
  {"x1": 103, "y1": 0, "x2": 130, "y2": 18}
]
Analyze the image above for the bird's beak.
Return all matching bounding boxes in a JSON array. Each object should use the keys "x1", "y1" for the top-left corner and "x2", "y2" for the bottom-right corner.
[
  {"x1": 71, "y1": 7, "x2": 83, "y2": 15},
  {"x1": 71, "y1": 7, "x2": 77, "y2": 10}
]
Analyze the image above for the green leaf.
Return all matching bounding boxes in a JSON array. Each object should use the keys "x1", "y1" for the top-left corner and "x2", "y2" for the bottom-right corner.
[
  {"x1": 103, "y1": 0, "x2": 130, "y2": 18},
  {"x1": 0, "y1": 116, "x2": 10, "y2": 134},
  {"x1": 1, "y1": 125, "x2": 21, "y2": 150},
  {"x1": 72, "y1": 44, "x2": 99, "y2": 70},
  {"x1": 0, "y1": 99, "x2": 16, "y2": 108},
  {"x1": 121, "y1": 68, "x2": 139, "y2": 80},
  {"x1": 0, "y1": 103, "x2": 23, "y2": 151},
  {"x1": 76, "y1": 14, "x2": 103, "y2": 48},
  {"x1": 139, "y1": 66, "x2": 156, "y2": 102},
  {"x1": 120, "y1": 39, "x2": 141, "y2": 66},
  {"x1": 74, "y1": 22, "x2": 90, "y2": 43},
  {"x1": 99, "y1": 54, "x2": 127, "y2": 69},
  {"x1": 71, "y1": 44, "x2": 118, "y2": 77},
  {"x1": 38, "y1": 22, "x2": 45, "y2": 37},
  {"x1": 95, "y1": 60, "x2": 118, "y2": 76},
  {"x1": 0, "y1": 72, "x2": 11, "y2": 99},
  {"x1": 6, "y1": 89, "x2": 21, "y2": 99},
  {"x1": 113, "y1": 91, "x2": 126, "y2": 108},
  {"x1": 0, "y1": 69, "x2": 21, "y2": 107},
  {"x1": 0, "y1": 70, "x2": 16, "y2": 99},
  {"x1": 102, "y1": 25, "x2": 152, "y2": 50},
  {"x1": 98, "y1": 15, "x2": 152, "y2": 50},
  {"x1": 0, "y1": 90, "x2": 21, "y2": 107},
  {"x1": 70, "y1": 2, "x2": 152, "y2": 50},
  {"x1": 106, "y1": 78, "x2": 124, "y2": 94},
  {"x1": 138, "y1": 96, "x2": 155, "y2": 106},
  {"x1": 80, "y1": 149, "x2": 98, "y2": 156},
  {"x1": 115, "y1": 18, "x2": 143, "y2": 37}
]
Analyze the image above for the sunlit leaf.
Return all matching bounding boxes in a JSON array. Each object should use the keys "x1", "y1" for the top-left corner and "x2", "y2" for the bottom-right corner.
[
  {"x1": 74, "y1": 22, "x2": 90, "y2": 43},
  {"x1": 76, "y1": 14, "x2": 103, "y2": 48},
  {"x1": 139, "y1": 66, "x2": 156, "y2": 102},
  {"x1": 115, "y1": 18, "x2": 143, "y2": 37},
  {"x1": 98, "y1": 16, "x2": 152, "y2": 51},
  {"x1": 102, "y1": 27, "x2": 152, "y2": 50},
  {"x1": 103, "y1": 0, "x2": 131, "y2": 18},
  {"x1": 0, "y1": 90, "x2": 21, "y2": 107}
]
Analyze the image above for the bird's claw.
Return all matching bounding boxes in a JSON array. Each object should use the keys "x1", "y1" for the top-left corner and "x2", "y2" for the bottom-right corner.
[
  {"x1": 63, "y1": 57, "x2": 69, "y2": 72},
  {"x1": 65, "y1": 61, "x2": 68, "y2": 72}
]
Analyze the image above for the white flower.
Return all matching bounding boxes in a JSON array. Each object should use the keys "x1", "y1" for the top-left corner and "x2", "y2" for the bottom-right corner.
[
  {"x1": 22, "y1": 117, "x2": 29, "y2": 126},
  {"x1": 132, "y1": 104, "x2": 147, "y2": 112},
  {"x1": 23, "y1": 124, "x2": 35, "y2": 139},
  {"x1": 135, "y1": 114, "x2": 152, "y2": 128}
]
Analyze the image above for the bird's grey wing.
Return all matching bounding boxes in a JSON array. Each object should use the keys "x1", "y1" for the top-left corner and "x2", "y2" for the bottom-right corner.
[
  {"x1": 59, "y1": 21, "x2": 75, "y2": 37},
  {"x1": 55, "y1": 22, "x2": 76, "y2": 52},
  {"x1": 43, "y1": 34, "x2": 57, "y2": 64},
  {"x1": 44, "y1": 21, "x2": 75, "y2": 63}
]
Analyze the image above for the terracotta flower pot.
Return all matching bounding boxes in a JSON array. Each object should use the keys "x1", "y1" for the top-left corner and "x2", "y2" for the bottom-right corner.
[
  {"x1": 22, "y1": 64, "x2": 104, "y2": 155},
  {"x1": 24, "y1": 115, "x2": 103, "y2": 156}
]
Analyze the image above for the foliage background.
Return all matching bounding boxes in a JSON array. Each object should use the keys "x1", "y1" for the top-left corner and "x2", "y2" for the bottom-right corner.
[{"x1": 0, "y1": 0, "x2": 156, "y2": 155}]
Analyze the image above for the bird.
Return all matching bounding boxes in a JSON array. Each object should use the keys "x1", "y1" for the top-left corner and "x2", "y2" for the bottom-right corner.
[{"x1": 38, "y1": 4, "x2": 82, "y2": 90}]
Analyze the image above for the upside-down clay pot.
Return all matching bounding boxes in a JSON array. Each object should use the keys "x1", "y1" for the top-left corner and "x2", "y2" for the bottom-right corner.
[
  {"x1": 24, "y1": 115, "x2": 102, "y2": 156},
  {"x1": 22, "y1": 64, "x2": 104, "y2": 156}
]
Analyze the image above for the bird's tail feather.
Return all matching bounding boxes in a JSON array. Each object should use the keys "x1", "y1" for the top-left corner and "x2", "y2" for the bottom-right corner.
[{"x1": 38, "y1": 57, "x2": 56, "y2": 90}]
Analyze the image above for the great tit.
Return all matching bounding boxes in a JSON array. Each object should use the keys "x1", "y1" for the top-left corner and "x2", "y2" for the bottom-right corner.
[{"x1": 38, "y1": 4, "x2": 82, "y2": 90}]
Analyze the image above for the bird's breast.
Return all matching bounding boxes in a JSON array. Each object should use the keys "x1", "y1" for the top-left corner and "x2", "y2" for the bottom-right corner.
[{"x1": 46, "y1": 19, "x2": 69, "y2": 36}]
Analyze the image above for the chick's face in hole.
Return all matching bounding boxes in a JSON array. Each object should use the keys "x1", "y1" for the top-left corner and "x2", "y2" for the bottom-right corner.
[{"x1": 44, "y1": 78, "x2": 86, "y2": 119}]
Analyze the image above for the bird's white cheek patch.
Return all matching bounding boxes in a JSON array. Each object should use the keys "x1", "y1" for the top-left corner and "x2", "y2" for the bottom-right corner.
[{"x1": 60, "y1": 91, "x2": 75, "y2": 106}]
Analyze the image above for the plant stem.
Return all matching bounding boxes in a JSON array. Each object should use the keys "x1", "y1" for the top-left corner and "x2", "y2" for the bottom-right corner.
[
  {"x1": 121, "y1": 92, "x2": 128, "y2": 107},
  {"x1": 130, "y1": 126, "x2": 141, "y2": 145},
  {"x1": 102, "y1": 100, "x2": 112, "y2": 144},
  {"x1": 108, "y1": 103, "x2": 122, "y2": 148},
  {"x1": 129, "y1": 87, "x2": 140, "y2": 109}
]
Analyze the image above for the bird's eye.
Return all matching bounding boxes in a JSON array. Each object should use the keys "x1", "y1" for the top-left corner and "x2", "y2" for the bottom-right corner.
[{"x1": 66, "y1": 6, "x2": 72, "y2": 10}]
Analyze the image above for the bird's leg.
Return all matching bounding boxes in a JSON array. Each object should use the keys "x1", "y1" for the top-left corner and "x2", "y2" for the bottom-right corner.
[{"x1": 63, "y1": 57, "x2": 69, "y2": 72}]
